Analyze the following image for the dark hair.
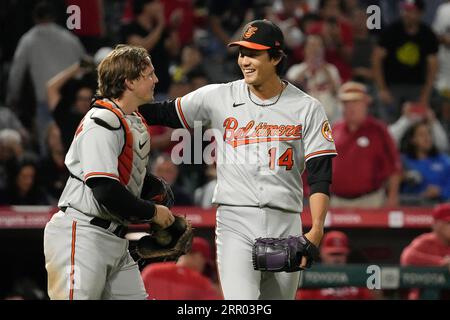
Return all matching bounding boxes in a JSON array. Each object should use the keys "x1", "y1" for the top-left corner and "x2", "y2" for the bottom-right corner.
[
  {"x1": 401, "y1": 120, "x2": 439, "y2": 159},
  {"x1": 133, "y1": 0, "x2": 155, "y2": 16},
  {"x1": 268, "y1": 48, "x2": 287, "y2": 76},
  {"x1": 32, "y1": 1, "x2": 55, "y2": 22},
  {"x1": 97, "y1": 44, "x2": 151, "y2": 99}
]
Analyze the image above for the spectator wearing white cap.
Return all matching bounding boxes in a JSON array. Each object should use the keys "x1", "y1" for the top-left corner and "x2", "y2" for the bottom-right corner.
[{"x1": 331, "y1": 81, "x2": 402, "y2": 208}]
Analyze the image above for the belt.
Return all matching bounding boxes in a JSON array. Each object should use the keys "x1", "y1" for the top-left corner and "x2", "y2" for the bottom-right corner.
[{"x1": 60, "y1": 207, "x2": 128, "y2": 238}]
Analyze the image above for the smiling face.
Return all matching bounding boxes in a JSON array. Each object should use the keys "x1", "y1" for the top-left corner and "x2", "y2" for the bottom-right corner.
[
  {"x1": 130, "y1": 63, "x2": 158, "y2": 104},
  {"x1": 238, "y1": 47, "x2": 280, "y2": 86}
]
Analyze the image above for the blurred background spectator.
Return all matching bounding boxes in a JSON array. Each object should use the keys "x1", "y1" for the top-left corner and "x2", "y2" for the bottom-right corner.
[
  {"x1": 309, "y1": 0, "x2": 354, "y2": 82},
  {"x1": 372, "y1": 0, "x2": 439, "y2": 123},
  {"x1": 349, "y1": 8, "x2": 376, "y2": 86},
  {"x1": 151, "y1": 154, "x2": 193, "y2": 205},
  {"x1": 6, "y1": 0, "x2": 86, "y2": 156},
  {"x1": 432, "y1": 0, "x2": 450, "y2": 140},
  {"x1": 331, "y1": 82, "x2": 402, "y2": 208},
  {"x1": 389, "y1": 102, "x2": 449, "y2": 153},
  {"x1": 39, "y1": 123, "x2": 68, "y2": 205},
  {"x1": 286, "y1": 34, "x2": 341, "y2": 123},
  {"x1": 399, "y1": 121, "x2": 450, "y2": 204},
  {"x1": 66, "y1": 0, "x2": 106, "y2": 54},
  {"x1": 194, "y1": 163, "x2": 217, "y2": 209},
  {"x1": 0, "y1": 156, "x2": 49, "y2": 206},
  {"x1": 141, "y1": 237, "x2": 222, "y2": 299},
  {"x1": 46, "y1": 59, "x2": 97, "y2": 151},
  {"x1": 400, "y1": 203, "x2": 450, "y2": 299},
  {"x1": 296, "y1": 231, "x2": 376, "y2": 300},
  {"x1": 121, "y1": 0, "x2": 181, "y2": 99}
]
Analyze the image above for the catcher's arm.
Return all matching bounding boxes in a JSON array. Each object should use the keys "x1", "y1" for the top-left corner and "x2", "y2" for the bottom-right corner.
[{"x1": 87, "y1": 177, "x2": 174, "y2": 228}]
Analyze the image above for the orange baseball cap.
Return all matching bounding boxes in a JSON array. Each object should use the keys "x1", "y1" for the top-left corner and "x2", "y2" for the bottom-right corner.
[{"x1": 321, "y1": 231, "x2": 350, "y2": 255}]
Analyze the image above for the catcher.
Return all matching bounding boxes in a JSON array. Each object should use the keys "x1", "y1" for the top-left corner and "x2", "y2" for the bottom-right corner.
[{"x1": 44, "y1": 46, "x2": 192, "y2": 300}]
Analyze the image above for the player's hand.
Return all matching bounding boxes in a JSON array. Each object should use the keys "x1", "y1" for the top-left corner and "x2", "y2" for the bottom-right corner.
[
  {"x1": 300, "y1": 228, "x2": 323, "y2": 269},
  {"x1": 152, "y1": 205, "x2": 175, "y2": 229}
]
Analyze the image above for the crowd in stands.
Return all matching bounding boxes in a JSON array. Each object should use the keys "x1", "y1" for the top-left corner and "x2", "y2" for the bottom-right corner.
[
  {"x1": 1, "y1": 0, "x2": 450, "y2": 300},
  {"x1": 1, "y1": 0, "x2": 450, "y2": 208}
]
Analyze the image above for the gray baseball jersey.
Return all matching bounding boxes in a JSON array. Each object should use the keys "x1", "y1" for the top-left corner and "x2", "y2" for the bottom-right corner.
[
  {"x1": 58, "y1": 99, "x2": 151, "y2": 225},
  {"x1": 173, "y1": 79, "x2": 336, "y2": 299},
  {"x1": 175, "y1": 79, "x2": 337, "y2": 213},
  {"x1": 44, "y1": 99, "x2": 150, "y2": 299}
]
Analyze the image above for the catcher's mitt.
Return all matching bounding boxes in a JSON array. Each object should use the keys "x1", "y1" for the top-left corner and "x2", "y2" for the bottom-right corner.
[
  {"x1": 136, "y1": 215, "x2": 194, "y2": 262},
  {"x1": 142, "y1": 173, "x2": 174, "y2": 208},
  {"x1": 252, "y1": 235, "x2": 319, "y2": 272}
]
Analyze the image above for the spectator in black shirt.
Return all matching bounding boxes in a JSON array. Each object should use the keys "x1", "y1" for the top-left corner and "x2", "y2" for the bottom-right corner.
[{"x1": 372, "y1": 0, "x2": 439, "y2": 123}]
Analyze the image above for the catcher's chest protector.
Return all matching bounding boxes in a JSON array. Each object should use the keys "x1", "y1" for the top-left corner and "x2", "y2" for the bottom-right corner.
[{"x1": 94, "y1": 100, "x2": 151, "y2": 197}]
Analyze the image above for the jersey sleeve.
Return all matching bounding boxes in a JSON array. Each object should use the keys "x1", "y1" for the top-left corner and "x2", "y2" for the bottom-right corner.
[
  {"x1": 303, "y1": 99, "x2": 338, "y2": 162},
  {"x1": 78, "y1": 125, "x2": 122, "y2": 182},
  {"x1": 174, "y1": 84, "x2": 219, "y2": 129}
]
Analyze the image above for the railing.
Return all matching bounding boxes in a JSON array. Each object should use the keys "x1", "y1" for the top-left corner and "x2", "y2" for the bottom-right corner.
[
  {"x1": 0, "y1": 206, "x2": 435, "y2": 229},
  {"x1": 300, "y1": 265, "x2": 450, "y2": 288},
  {"x1": 299, "y1": 264, "x2": 450, "y2": 299}
]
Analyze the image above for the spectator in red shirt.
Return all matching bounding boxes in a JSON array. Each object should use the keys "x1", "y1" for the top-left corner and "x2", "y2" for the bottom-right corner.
[
  {"x1": 400, "y1": 203, "x2": 450, "y2": 299},
  {"x1": 296, "y1": 231, "x2": 375, "y2": 300},
  {"x1": 401, "y1": 203, "x2": 450, "y2": 268},
  {"x1": 331, "y1": 81, "x2": 402, "y2": 208},
  {"x1": 141, "y1": 237, "x2": 222, "y2": 300}
]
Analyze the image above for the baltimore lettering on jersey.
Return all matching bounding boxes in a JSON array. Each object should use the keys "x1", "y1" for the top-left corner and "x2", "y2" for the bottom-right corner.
[{"x1": 223, "y1": 117, "x2": 302, "y2": 148}]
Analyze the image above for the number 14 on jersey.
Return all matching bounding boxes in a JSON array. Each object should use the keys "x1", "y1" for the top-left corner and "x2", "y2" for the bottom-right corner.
[{"x1": 268, "y1": 148, "x2": 294, "y2": 170}]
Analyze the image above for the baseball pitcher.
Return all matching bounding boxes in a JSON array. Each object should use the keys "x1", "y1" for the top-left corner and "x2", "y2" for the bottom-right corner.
[{"x1": 140, "y1": 20, "x2": 337, "y2": 299}]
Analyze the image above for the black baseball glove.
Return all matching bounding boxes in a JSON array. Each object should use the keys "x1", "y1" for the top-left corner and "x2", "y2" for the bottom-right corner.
[
  {"x1": 141, "y1": 173, "x2": 174, "y2": 208},
  {"x1": 135, "y1": 215, "x2": 194, "y2": 262},
  {"x1": 252, "y1": 235, "x2": 319, "y2": 272}
]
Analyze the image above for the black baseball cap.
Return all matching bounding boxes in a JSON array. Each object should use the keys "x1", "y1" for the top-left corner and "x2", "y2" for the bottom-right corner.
[{"x1": 228, "y1": 19, "x2": 285, "y2": 51}]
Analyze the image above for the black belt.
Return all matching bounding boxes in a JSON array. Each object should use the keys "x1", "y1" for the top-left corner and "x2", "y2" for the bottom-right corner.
[{"x1": 61, "y1": 207, "x2": 128, "y2": 238}]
